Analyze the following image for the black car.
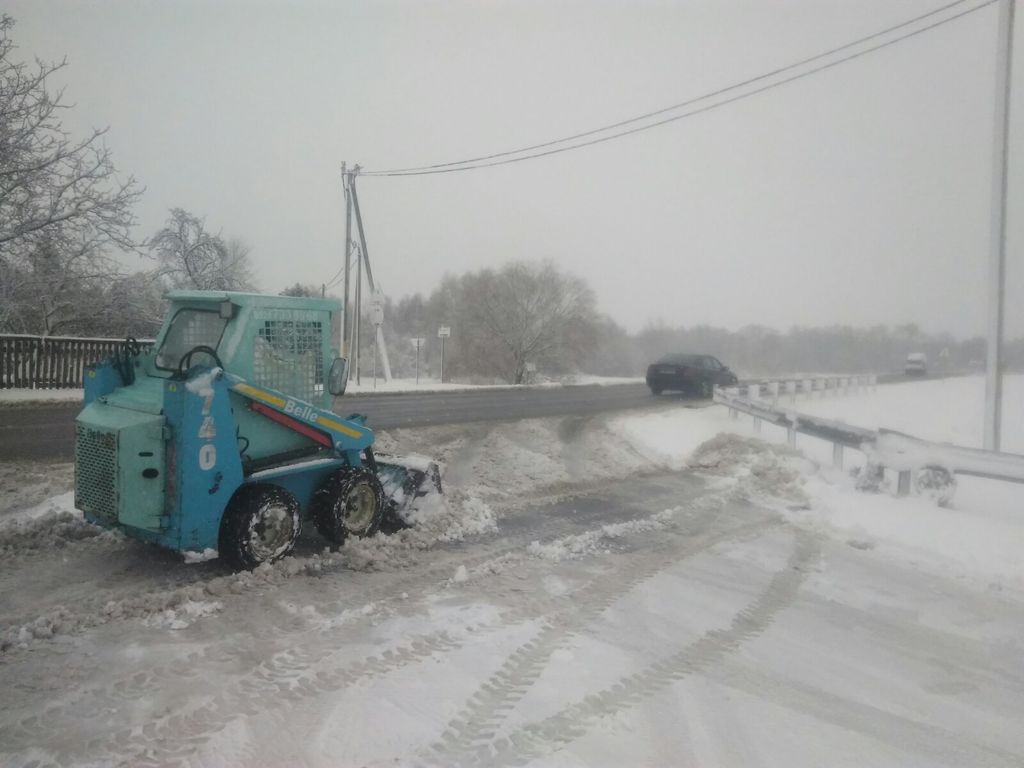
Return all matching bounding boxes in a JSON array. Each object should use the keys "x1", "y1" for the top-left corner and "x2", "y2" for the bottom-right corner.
[{"x1": 646, "y1": 353, "x2": 738, "y2": 397}]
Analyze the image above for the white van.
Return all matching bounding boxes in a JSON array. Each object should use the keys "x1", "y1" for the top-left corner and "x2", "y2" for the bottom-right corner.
[{"x1": 905, "y1": 352, "x2": 928, "y2": 376}]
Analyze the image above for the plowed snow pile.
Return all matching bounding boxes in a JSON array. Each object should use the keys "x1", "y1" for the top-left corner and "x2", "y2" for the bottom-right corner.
[
  {"x1": 608, "y1": 403, "x2": 1024, "y2": 593},
  {"x1": 688, "y1": 433, "x2": 811, "y2": 507}
]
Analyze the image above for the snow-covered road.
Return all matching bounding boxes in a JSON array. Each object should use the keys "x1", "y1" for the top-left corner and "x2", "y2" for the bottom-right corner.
[{"x1": 1, "y1": 378, "x2": 1022, "y2": 767}]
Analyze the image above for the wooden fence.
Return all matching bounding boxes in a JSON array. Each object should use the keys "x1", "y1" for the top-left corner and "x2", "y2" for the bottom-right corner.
[{"x1": 0, "y1": 335, "x2": 155, "y2": 389}]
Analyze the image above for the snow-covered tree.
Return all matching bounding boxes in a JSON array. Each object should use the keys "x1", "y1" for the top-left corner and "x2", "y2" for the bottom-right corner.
[
  {"x1": 0, "y1": 15, "x2": 142, "y2": 335},
  {"x1": 150, "y1": 209, "x2": 255, "y2": 291}
]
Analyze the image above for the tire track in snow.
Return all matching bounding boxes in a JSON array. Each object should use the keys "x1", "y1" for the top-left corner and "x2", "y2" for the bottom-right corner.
[
  {"x1": 709, "y1": 661, "x2": 1024, "y2": 768},
  {"x1": 104, "y1": 630, "x2": 471, "y2": 768},
  {"x1": 106, "y1": 507, "x2": 723, "y2": 767},
  {"x1": 4, "y1": 495, "x2": 707, "y2": 766},
  {"x1": 449, "y1": 529, "x2": 821, "y2": 768},
  {"x1": 424, "y1": 514, "x2": 776, "y2": 762},
  {"x1": 0, "y1": 461, "x2": 671, "y2": 654}
]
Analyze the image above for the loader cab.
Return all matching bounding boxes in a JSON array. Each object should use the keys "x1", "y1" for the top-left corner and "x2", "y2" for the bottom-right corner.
[{"x1": 151, "y1": 291, "x2": 342, "y2": 408}]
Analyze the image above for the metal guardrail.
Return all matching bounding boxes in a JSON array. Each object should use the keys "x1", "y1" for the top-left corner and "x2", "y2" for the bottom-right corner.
[
  {"x1": 736, "y1": 374, "x2": 878, "y2": 402},
  {"x1": 714, "y1": 384, "x2": 1024, "y2": 496}
]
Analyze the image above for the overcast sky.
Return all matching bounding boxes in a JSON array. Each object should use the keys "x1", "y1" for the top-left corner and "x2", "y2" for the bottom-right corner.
[{"x1": 7, "y1": 0, "x2": 1023, "y2": 337}]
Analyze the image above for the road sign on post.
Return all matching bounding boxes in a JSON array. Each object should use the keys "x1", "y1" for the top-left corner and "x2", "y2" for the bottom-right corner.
[
  {"x1": 371, "y1": 291, "x2": 385, "y2": 328},
  {"x1": 437, "y1": 326, "x2": 450, "y2": 383},
  {"x1": 371, "y1": 291, "x2": 384, "y2": 390},
  {"x1": 410, "y1": 337, "x2": 425, "y2": 384}
]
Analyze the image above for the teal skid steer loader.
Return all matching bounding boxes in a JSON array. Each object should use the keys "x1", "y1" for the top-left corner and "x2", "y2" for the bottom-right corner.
[{"x1": 74, "y1": 290, "x2": 440, "y2": 569}]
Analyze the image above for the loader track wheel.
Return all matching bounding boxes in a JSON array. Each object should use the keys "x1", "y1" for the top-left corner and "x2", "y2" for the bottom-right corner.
[
  {"x1": 311, "y1": 466, "x2": 386, "y2": 546},
  {"x1": 219, "y1": 483, "x2": 301, "y2": 570}
]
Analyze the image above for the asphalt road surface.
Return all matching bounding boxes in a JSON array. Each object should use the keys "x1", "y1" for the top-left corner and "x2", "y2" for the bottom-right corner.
[
  {"x1": 0, "y1": 382, "x2": 679, "y2": 463},
  {"x1": 0, "y1": 371, "x2": 945, "y2": 463}
]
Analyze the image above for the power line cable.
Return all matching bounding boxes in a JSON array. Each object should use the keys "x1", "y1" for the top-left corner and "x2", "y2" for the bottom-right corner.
[
  {"x1": 322, "y1": 262, "x2": 345, "y2": 290},
  {"x1": 366, "y1": 0, "x2": 974, "y2": 175},
  {"x1": 361, "y1": 0, "x2": 994, "y2": 177}
]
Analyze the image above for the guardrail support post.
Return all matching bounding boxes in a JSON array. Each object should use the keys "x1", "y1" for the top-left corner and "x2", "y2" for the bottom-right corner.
[
  {"x1": 832, "y1": 443, "x2": 844, "y2": 469},
  {"x1": 753, "y1": 417, "x2": 762, "y2": 433},
  {"x1": 768, "y1": 381, "x2": 779, "y2": 407},
  {"x1": 787, "y1": 380, "x2": 797, "y2": 403},
  {"x1": 787, "y1": 426, "x2": 797, "y2": 447},
  {"x1": 897, "y1": 470, "x2": 912, "y2": 497}
]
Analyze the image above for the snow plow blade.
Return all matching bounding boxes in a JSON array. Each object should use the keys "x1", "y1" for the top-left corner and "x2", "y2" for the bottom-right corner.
[{"x1": 373, "y1": 452, "x2": 443, "y2": 521}]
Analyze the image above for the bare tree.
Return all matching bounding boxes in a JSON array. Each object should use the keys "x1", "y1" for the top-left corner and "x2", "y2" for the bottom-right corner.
[
  {"x1": 459, "y1": 261, "x2": 597, "y2": 384},
  {"x1": 150, "y1": 208, "x2": 255, "y2": 291},
  {"x1": 0, "y1": 15, "x2": 143, "y2": 335}
]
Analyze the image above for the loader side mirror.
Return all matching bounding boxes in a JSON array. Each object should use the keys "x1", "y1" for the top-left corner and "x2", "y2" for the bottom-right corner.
[{"x1": 328, "y1": 357, "x2": 349, "y2": 396}]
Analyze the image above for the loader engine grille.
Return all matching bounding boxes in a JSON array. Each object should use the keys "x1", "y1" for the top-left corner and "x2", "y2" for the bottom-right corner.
[{"x1": 75, "y1": 425, "x2": 117, "y2": 524}]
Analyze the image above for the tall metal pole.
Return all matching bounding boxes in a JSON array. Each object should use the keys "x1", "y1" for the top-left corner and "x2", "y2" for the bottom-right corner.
[
  {"x1": 341, "y1": 164, "x2": 353, "y2": 364},
  {"x1": 985, "y1": 0, "x2": 1015, "y2": 451}
]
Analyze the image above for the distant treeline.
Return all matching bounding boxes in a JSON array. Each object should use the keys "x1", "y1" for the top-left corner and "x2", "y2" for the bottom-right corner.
[
  {"x1": 588, "y1": 322, "x2": 1023, "y2": 378},
  {"x1": 352, "y1": 267, "x2": 1023, "y2": 380}
]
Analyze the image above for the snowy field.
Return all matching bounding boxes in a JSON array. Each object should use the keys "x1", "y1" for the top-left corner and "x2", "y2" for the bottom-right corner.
[
  {"x1": 0, "y1": 376, "x2": 1022, "y2": 766},
  {"x1": 792, "y1": 373, "x2": 1024, "y2": 454}
]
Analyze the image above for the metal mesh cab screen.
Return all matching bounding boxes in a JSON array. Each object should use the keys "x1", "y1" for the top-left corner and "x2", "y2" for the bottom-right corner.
[
  {"x1": 75, "y1": 425, "x2": 117, "y2": 523},
  {"x1": 253, "y1": 312, "x2": 323, "y2": 402}
]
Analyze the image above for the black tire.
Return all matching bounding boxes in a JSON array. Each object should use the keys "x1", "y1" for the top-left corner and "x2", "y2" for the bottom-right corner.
[
  {"x1": 311, "y1": 465, "x2": 386, "y2": 546},
  {"x1": 218, "y1": 483, "x2": 301, "y2": 570},
  {"x1": 649, "y1": 386, "x2": 662, "y2": 396},
  {"x1": 697, "y1": 379, "x2": 713, "y2": 399}
]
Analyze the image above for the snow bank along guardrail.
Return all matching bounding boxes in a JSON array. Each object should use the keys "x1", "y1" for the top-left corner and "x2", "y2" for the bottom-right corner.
[{"x1": 714, "y1": 377, "x2": 1024, "y2": 498}]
